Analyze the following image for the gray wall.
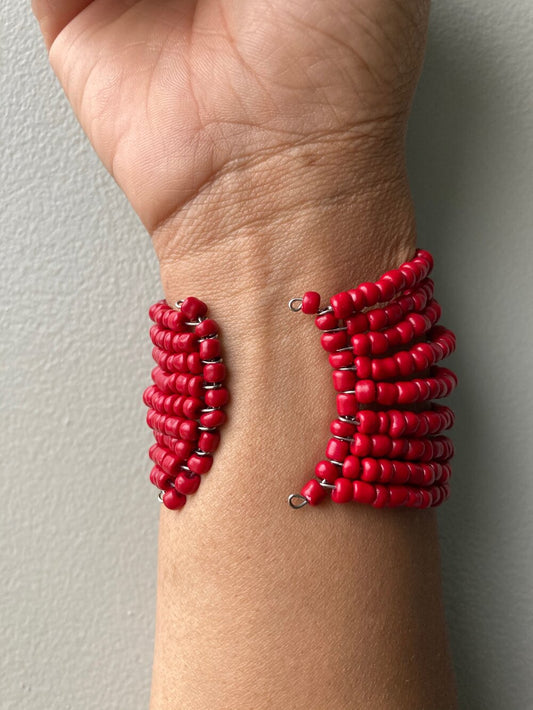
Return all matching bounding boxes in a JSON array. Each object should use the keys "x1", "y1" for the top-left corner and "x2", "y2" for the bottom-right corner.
[{"x1": 2, "y1": 2, "x2": 532, "y2": 709}]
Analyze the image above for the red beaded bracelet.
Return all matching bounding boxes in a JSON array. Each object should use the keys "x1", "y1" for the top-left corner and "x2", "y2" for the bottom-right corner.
[
  {"x1": 287, "y1": 248, "x2": 457, "y2": 510},
  {"x1": 143, "y1": 297, "x2": 228, "y2": 510}
]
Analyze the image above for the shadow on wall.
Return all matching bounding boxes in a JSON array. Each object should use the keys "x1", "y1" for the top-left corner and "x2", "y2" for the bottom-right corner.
[{"x1": 407, "y1": 11, "x2": 532, "y2": 710}]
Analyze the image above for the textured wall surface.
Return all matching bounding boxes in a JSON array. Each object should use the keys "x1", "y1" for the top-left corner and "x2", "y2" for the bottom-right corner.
[{"x1": 2, "y1": 2, "x2": 532, "y2": 709}]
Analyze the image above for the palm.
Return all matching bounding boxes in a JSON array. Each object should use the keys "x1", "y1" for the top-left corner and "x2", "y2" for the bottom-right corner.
[{"x1": 35, "y1": 0, "x2": 429, "y2": 233}]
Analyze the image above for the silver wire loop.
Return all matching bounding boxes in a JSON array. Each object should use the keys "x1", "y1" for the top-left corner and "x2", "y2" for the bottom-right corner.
[
  {"x1": 288, "y1": 493, "x2": 308, "y2": 508},
  {"x1": 157, "y1": 490, "x2": 164, "y2": 503},
  {"x1": 174, "y1": 300, "x2": 184, "y2": 310},
  {"x1": 288, "y1": 297, "x2": 303, "y2": 312},
  {"x1": 338, "y1": 415, "x2": 360, "y2": 426},
  {"x1": 317, "y1": 305, "x2": 333, "y2": 315},
  {"x1": 317, "y1": 479, "x2": 336, "y2": 489}
]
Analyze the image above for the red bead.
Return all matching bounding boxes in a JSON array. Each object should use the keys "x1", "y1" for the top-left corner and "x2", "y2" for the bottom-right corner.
[
  {"x1": 371, "y1": 434, "x2": 391, "y2": 458},
  {"x1": 315, "y1": 460, "x2": 340, "y2": 483},
  {"x1": 301, "y1": 478, "x2": 326, "y2": 505},
  {"x1": 376, "y1": 278, "x2": 396, "y2": 301},
  {"x1": 195, "y1": 318, "x2": 219, "y2": 338},
  {"x1": 173, "y1": 440, "x2": 194, "y2": 461},
  {"x1": 329, "y1": 351, "x2": 354, "y2": 368},
  {"x1": 179, "y1": 420, "x2": 199, "y2": 441},
  {"x1": 396, "y1": 381, "x2": 420, "y2": 404},
  {"x1": 414, "y1": 379, "x2": 432, "y2": 401},
  {"x1": 302, "y1": 291, "x2": 321, "y2": 314},
  {"x1": 342, "y1": 455, "x2": 361, "y2": 479},
  {"x1": 388, "y1": 411, "x2": 406, "y2": 438},
  {"x1": 367, "y1": 307, "x2": 389, "y2": 331},
  {"x1": 162, "y1": 488, "x2": 187, "y2": 510},
  {"x1": 388, "y1": 485, "x2": 409, "y2": 506},
  {"x1": 180, "y1": 297, "x2": 207, "y2": 320},
  {"x1": 421, "y1": 463, "x2": 436, "y2": 486},
  {"x1": 187, "y1": 352, "x2": 203, "y2": 374},
  {"x1": 394, "y1": 351, "x2": 416, "y2": 377},
  {"x1": 353, "y1": 480, "x2": 377, "y2": 505},
  {"x1": 384, "y1": 326, "x2": 402, "y2": 348},
  {"x1": 400, "y1": 264, "x2": 417, "y2": 288},
  {"x1": 200, "y1": 338, "x2": 221, "y2": 360},
  {"x1": 352, "y1": 433, "x2": 372, "y2": 457},
  {"x1": 392, "y1": 461, "x2": 410, "y2": 484},
  {"x1": 188, "y1": 453, "x2": 213, "y2": 475},
  {"x1": 403, "y1": 411, "x2": 421, "y2": 436},
  {"x1": 165, "y1": 310, "x2": 187, "y2": 331},
  {"x1": 331, "y1": 477, "x2": 354, "y2": 504},
  {"x1": 387, "y1": 437, "x2": 406, "y2": 459},
  {"x1": 150, "y1": 465, "x2": 174, "y2": 491},
  {"x1": 203, "y1": 362, "x2": 226, "y2": 383},
  {"x1": 354, "y1": 356, "x2": 372, "y2": 379},
  {"x1": 361, "y1": 458, "x2": 380, "y2": 482},
  {"x1": 204, "y1": 387, "x2": 229, "y2": 408},
  {"x1": 379, "y1": 459, "x2": 395, "y2": 483},
  {"x1": 381, "y1": 269, "x2": 406, "y2": 293},
  {"x1": 332, "y1": 370, "x2": 356, "y2": 392},
  {"x1": 415, "y1": 249, "x2": 434, "y2": 271},
  {"x1": 330, "y1": 292, "x2": 354, "y2": 319},
  {"x1": 371, "y1": 357, "x2": 398, "y2": 380},
  {"x1": 357, "y1": 410, "x2": 379, "y2": 435},
  {"x1": 407, "y1": 439, "x2": 426, "y2": 461},
  {"x1": 174, "y1": 373, "x2": 190, "y2": 394},
  {"x1": 183, "y1": 397, "x2": 203, "y2": 419},
  {"x1": 377, "y1": 412, "x2": 390, "y2": 433},
  {"x1": 408, "y1": 313, "x2": 430, "y2": 337},
  {"x1": 351, "y1": 333, "x2": 371, "y2": 355},
  {"x1": 355, "y1": 380, "x2": 376, "y2": 404},
  {"x1": 348, "y1": 288, "x2": 366, "y2": 311},
  {"x1": 321, "y1": 331, "x2": 348, "y2": 352},
  {"x1": 367, "y1": 331, "x2": 389, "y2": 355},
  {"x1": 174, "y1": 471, "x2": 201, "y2": 495},
  {"x1": 330, "y1": 419, "x2": 356, "y2": 438},
  {"x1": 149, "y1": 301, "x2": 165, "y2": 322},
  {"x1": 149, "y1": 445, "x2": 180, "y2": 476},
  {"x1": 177, "y1": 332, "x2": 199, "y2": 353},
  {"x1": 376, "y1": 382, "x2": 398, "y2": 406},
  {"x1": 143, "y1": 384, "x2": 158, "y2": 408},
  {"x1": 315, "y1": 312, "x2": 339, "y2": 330},
  {"x1": 384, "y1": 302, "x2": 404, "y2": 326},
  {"x1": 357, "y1": 282, "x2": 381, "y2": 308},
  {"x1": 411, "y1": 347, "x2": 431, "y2": 372},
  {"x1": 188, "y1": 375, "x2": 205, "y2": 397},
  {"x1": 345, "y1": 313, "x2": 368, "y2": 334},
  {"x1": 326, "y1": 438, "x2": 350, "y2": 461},
  {"x1": 372, "y1": 484, "x2": 389, "y2": 508},
  {"x1": 198, "y1": 431, "x2": 220, "y2": 453},
  {"x1": 419, "y1": 489, "x2": 433, "y2": 509},
  {"x1": 394, "y1": 321, "x2": 415, "y2": 345},
  {"x1": 200, "y1": 409, "x2": 227, "y2": 428},
  {"x1": 336, "y1": 393, "x2": 357, "y2": 417}
]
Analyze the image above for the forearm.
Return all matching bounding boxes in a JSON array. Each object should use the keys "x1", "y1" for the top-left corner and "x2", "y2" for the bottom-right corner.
[{"x1": 149, "y1": 147, "x2": 458, "y2": 710}]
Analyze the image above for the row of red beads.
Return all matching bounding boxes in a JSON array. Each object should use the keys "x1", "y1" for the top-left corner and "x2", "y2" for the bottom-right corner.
[
  {"x1": 143, "y1": 297, "x2": 228, "y2": 510},
  {"x1": 291, "y1": 248, "x2": 457, "y2": 509}
]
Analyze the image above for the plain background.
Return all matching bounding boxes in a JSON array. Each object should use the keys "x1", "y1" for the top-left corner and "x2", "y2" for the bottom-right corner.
[{"x1": 2, "y1": 1, "x2": 532, "y2": 708}]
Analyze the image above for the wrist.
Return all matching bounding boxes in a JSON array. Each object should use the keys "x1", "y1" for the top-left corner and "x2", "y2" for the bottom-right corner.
[{"x1": 154, "y1": 137, "x2": 417, "y2": 309}]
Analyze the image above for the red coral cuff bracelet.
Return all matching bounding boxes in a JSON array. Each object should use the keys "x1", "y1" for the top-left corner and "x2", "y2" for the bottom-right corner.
[{"x1": 142, "y1": 249, "x2": 457, "y2": 512}]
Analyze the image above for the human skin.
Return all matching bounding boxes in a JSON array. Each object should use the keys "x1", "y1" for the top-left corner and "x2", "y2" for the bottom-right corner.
[{"x1": 33, "y1": 1, "x2": 459, "y2": 708}]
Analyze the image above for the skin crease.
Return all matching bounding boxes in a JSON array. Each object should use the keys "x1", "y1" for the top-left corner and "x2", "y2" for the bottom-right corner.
[{"x1": 33, "y1": 1, "x2": 459, "y2": 708}]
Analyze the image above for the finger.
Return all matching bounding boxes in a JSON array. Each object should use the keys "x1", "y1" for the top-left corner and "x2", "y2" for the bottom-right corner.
[{"x1": 32, "y1": 0, "x2": 96, "y2": 49}]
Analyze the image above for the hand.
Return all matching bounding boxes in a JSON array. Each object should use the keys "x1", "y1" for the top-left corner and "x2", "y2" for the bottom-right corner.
[{"x1": 33, "y1": 0, "x2": 430, "y2": 261}]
